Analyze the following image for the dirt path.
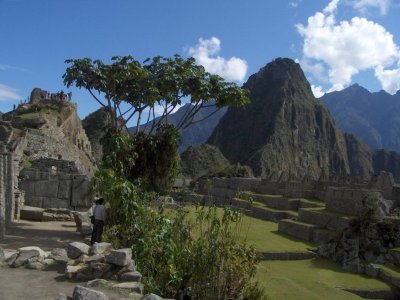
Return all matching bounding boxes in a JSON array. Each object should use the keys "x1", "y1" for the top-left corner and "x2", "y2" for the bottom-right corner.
[{"x1": 0, "y1": 220, "x2": 128, "y2": 300}]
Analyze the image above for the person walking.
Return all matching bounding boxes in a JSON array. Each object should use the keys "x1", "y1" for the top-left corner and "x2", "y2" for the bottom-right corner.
[{"x1": 90, "y1": 197, "x2": 106, "y2": 245}]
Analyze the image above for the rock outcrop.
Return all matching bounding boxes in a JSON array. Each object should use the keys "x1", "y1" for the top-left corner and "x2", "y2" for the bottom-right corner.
[
  {"x1": 208, "y1": 58, "x2": 350, "y2": 179},
  {"x1": 1, "y1": 88, "x2": 96, "y2": 177}
]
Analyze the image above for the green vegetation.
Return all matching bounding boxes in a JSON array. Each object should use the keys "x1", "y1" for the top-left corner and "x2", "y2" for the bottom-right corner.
[
  {"x1": 64, "y1": 55, "x2": 249, "y2": 133},
  {"x1": 178, "y1": 206, "x2": 315, "y2": 252},
  {"x1": 373, "y1": 263, "x2": 400, "y2": 278},
  {"x1": 80, "y1": 54, "x2": 258, "y2": 298},
  {"x1": 257, "y1": 259, "x2": 391, "y2": 300},
  {"x1": 90, "y1": 171, "x2": 263, "y2": 299}
]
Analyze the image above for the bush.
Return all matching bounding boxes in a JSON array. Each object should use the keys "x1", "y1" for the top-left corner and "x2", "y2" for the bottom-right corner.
[{"x1": 90, "y1": 170, "x2": 263, "y2": 299}]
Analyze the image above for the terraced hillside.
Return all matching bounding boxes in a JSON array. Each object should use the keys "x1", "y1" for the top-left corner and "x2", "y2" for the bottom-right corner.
[{"x1": 187, "y1": 178, "x2": 400, "y2": 299}]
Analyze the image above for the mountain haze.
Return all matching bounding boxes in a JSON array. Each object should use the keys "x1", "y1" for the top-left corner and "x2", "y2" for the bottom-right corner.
[
  {"x1": 130, "y1": 103, "x2": 226, "y2": 152},
  {"x1": 322, "y1": 84, "x2": 400, "y2": 150}
]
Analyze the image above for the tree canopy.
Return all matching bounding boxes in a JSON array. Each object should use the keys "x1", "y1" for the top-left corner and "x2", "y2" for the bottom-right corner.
[{"x1": 63, "y1": 55, "x2": 250, "y2": 133}]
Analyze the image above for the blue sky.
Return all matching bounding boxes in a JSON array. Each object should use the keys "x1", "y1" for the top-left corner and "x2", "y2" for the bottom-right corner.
[{"x1": 0, "y1": 0, "x2": 399, "y2": 119}]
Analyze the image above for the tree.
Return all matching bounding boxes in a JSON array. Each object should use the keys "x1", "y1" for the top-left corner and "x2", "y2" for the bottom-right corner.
[{"x1": 63, "y1": 55, "x2": 249, "y2": 133}]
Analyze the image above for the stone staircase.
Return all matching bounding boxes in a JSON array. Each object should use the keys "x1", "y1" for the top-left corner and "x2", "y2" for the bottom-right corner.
[{"x1": 197, "y1": 186, "x2": 354, "y2": 246}]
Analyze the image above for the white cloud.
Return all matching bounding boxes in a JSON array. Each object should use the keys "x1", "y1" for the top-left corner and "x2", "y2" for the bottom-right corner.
[
  {"x1": 311, "y1": 85, "x2": 325, "y2": 98},
  {"x1": 350, "y1": 0, "x2": 390, "y2": 15},
  {"x1": 187, "y1": 37, "x2": 248, "y2": 82},
  {"x1": 297, "y1": 0, "x2": 400, "y2": 94},
  {"x1": 0, "y1": 83, "x2": 21, "y2": 101},
  {"x1": 0, "y1": 64, "x2": 27, "y2": 72},
  {"x1": 149, "y1": 103, "x2": 183, "y2": 117},
  {"x1": 289, "y1": 0, "x2": 302, "y2": 8}
]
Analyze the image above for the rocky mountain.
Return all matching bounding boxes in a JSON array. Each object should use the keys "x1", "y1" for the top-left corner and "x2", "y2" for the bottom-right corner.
[
  {"x1": 0, "y1": 88, "x2": 96, "y2": 177},
  {"x1": 208, "y1": 58, "x2": 350, "y2": 180},
  {"x1": 130, "y1": 103, "x2": 227, "y2": 152},
  {"x1": 180, "y1": 144, "x2": 253, "y2": 180},
  {"x1": 82, "y1": 107, "x2": 114, "y2": 165},
  {"x1": 321, "y1": 84, "x2": 400, "y2": 150}
]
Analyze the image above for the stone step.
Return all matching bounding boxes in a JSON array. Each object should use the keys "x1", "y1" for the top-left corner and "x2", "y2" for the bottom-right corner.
[
  {"x1": 338, "y1": 287, "x2": 397, "y2": 300},
  {"x1": 239, "y1": 192, "x2": 289, "y2": 210},
  {"x1": 389, "y1": 248, "x2": 400, "y2": 268},
  {"x1": 373, "y1": 263, "x2": 400, "y2": 290},
  {"x1": 278, "y1": 219, "x2": 317, "y2": 242},
  {"x1": 239, "y1": 191, "x2": 324, "y2": 212},
  {"x1": 298, "y1": 207, "x2": 351, "y2": 231},
  {"x1": 278, "y1": 219, "x2": 337, "y2": 244},
  {"x1": 232, "y1": 198, "x2": 297, "y2": 222},
  {"x1": 257, "y1": 250, "x2": 316, "y2": 260},
  {"x1": 287, "y1": 198, "x2": 325, "y2": 210}
]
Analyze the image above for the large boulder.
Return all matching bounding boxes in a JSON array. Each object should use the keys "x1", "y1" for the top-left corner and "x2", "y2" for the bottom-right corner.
[
  {"x1": 12, "y1": 246, "x2": 46, "y2": 267},
  {"x1": 89, "y1": 243, "x2": 113, "y2": 255},
  {"x1": 140, "y1": 294, "x2": 164, "y2": 300},
  {"x1": 49, "y1": 248, "x2": 69, "y2": 263},
  {"x1": 20, "y1": 206, "x2": 44, "y2": 221},
  {"x1": 105, "y1": 248, "x2": 132, "y2": 267},
  {"x1": 112, "y1": 282, "x2": 143, "y2": 294},
  {"x1": 72, "y1": 285, "x2": 109, "y2": 300},
  {"x1": 67, "y1": 242, "x2": 90, "y2": 259}
]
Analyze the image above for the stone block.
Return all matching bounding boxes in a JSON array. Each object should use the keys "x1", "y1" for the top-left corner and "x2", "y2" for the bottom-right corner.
[
  {"x1": 18, "y1": 246, "x2": 46, "y2": 258},
  {"x1": 43, "y1": 197, "x2": 69, "y2": 209},
  {"x1": 72, "y1": 285, "x2": 109, "y2": 300},
  {"x1": 67, "y1": 242, "x2": 90, "y2": 259},
  {"x1": 24, "y1": 196, "x2": 44, "y2": 208},
  {"x1": 298, "y1": 208, "x2": 349, "y2": 231},
  {"x1": 35, "y1": 180, "x2": 59, "y2": 198},
  {"x1": 13, "y1": 247, "x2": 45, "y2": 267},
  {"x1": 25, "y1": 260, "x2": 45, "y2": 270},
  {"x1": 90, "y1": 243, "x2": 113, "y2": 255},
  {"x1": 105, "y1": 248, "x2": 132, "y2": 267},
  {"x1": 278, "y1": 219, "x2": 315, "y2": 242},
  {"x1": 49, "y1": 248, "x2": 69, "y2": 263},
  {"x1": 120, "y1": 271, "x2": 142, "y2": 282},
  {"x1": 71, "y1": 177, "x2": 89, "y2": 207},
  {"x1": 6, "y1": 252, "x2": 18, "y2": 266},
  {"x1": 20, "y1": 206, "x2": 44, "y2": 221},
  {"x1": 54, "y1": 293, "x2": 73, "y2": 300},
  {"x1": 112, "y1": 282, "x2": 143, "y2": 294},
  {"x1": 58, "y1": 180, "x2": 72, "y2": 200},
  {"x1": 20, "y1": 169, "x2": 42, "y2": 181},
  {"x1": 140, "y1": 294, "x2": 163, "y2": 300},
  {"x1": 19, "y1": 181, "x2": 36, "y2": 196},
  {"x1": 86, "y1": 279, "x2": 108, "y2": 288},
  {"x1": 66, "y1": 264, "x2": 86, "y2": 279},
  {"x1": 85, "y1": 254, "x2": 105, "y2": 264}
]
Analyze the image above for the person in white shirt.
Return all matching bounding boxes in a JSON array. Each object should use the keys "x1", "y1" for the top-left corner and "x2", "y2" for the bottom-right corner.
[{"x1": 90, "y1": 197, "x2": 106, "y2": 245}]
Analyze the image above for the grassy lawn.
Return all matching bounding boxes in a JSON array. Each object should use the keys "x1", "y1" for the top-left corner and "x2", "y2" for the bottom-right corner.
[
  {"x1": 170, "y1": 204, "x2": 392, "y2": 299},
  {"x1": 176, "y1": 206, "x2": 316, "y2": 252},
  {"x1": 373, "y1": 263, "x2": 400, "y2": 278},
  {"x1": 256, "y1": 259, "x2": 392, "y2": 300}
]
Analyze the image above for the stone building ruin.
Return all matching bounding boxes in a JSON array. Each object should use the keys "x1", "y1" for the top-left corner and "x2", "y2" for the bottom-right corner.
[{"x1": 0, "y1": 88, "x2": 96, "y2": 240}]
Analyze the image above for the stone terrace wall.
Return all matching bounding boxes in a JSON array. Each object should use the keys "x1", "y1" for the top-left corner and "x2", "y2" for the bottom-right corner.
[
  {"x1": 196, "y1": 171, "x2": 400, "y2": 215},
  {"x1": 19, "y1": 163, "x2": 90, "y2": 209},
  {"x1": 324, "y1": 188, "x2": 384, "y2": 215}
]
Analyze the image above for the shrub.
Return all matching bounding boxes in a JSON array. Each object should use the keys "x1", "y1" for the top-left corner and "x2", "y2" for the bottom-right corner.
[{"x1": 90, "y1": 170, "x2": 263, "y2": 299}]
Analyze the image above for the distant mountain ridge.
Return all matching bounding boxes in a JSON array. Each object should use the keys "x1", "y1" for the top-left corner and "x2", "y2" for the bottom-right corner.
[
  {"x1": 129, "y1": 102, "x2": 227, "y2": 152},
  {"x1": 321, "y1": 84, "x2": 400, "y2": 150}
]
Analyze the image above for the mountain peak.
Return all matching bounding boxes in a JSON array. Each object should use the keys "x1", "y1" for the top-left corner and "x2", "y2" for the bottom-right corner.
[{"x1": 208, "y1": 58, "x2": 350, "y2": 179}]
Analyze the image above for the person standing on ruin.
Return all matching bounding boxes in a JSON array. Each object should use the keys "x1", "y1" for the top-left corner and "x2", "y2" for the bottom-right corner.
[{"x1": 90, "y1": 197, "x2": 106, "y2": 245}]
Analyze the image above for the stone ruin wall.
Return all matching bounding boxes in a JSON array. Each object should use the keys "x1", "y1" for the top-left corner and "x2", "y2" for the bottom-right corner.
[
  {"x1": 19, "y1": 159, "x2": 91, "y2": 210},
  {"x1": 198, "y1": 171, "x2": 400, "y2": 216}
]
